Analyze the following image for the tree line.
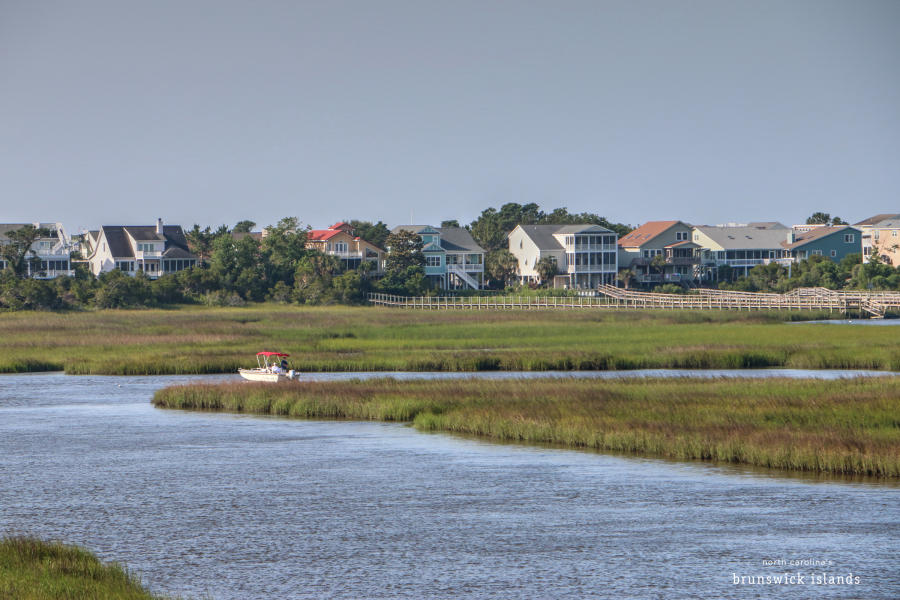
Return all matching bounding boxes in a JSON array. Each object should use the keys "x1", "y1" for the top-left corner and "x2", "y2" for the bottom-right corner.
[{"x1": 1, "y1": 207, "x2": 898, "y2": 310}]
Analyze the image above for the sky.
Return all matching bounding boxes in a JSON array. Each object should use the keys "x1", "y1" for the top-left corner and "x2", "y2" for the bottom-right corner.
[{"x1": 1, "y1": 0, "x2": 898, "y2": 234}]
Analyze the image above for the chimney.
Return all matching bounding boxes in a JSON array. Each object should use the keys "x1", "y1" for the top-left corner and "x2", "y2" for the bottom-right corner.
[
  {"x1": 156, "y1": 218, "x2": 163, "y2": 235},
  {"x1": 787, "y1": 230, "x2": 794, "y2": 244}
]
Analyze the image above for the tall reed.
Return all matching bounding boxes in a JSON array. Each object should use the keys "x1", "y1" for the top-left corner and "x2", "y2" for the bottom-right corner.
[
  {"x1": 1, "y1": 305, "x2": 897, "y2": 375},
  {"x1": 0, "y1": 536, "x2": 182, "y2": 599},
  {"x1": 153, "y1": 376, "x2": 900, "y2": 477}
]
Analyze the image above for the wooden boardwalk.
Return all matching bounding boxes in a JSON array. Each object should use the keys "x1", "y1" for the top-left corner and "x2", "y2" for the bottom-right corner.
[{"x1": 368, "y1": 286, "x2": 900, "y2": 317}]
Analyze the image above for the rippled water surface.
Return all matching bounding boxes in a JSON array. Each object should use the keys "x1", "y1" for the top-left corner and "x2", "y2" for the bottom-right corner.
[{"x1": 1, "y1": 373, "x2": 898, "y2": 599}]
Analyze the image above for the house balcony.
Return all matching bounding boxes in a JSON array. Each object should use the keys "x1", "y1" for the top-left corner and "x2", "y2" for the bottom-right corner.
[
  {"x1": 328, "y1": 250, "x2": 365, "y2": 259},
  {"x1": 705, "y1": 258, "x2": 793, "y2": 268},
  {"x1": 565, "y1": 264, "x2": 617, "y2": 273},
  {"x1": 636, "y1": 274, "x2": 662, "y2": 283},
  {"x1": 134, "y1": 250, "x2": 162, "y2": 259},
  {"x1": 32, "y1": 269, "x2": 75, "y2": 279},
  {"x1": 566, "y1": 244, "x2": 618, "y2": 252},
  {"x1": 448, "y1": 262, "x2": 483, "y2": 272},
  {"x1": 666, "y1": 256, "x2": 700, "y2": 266}
]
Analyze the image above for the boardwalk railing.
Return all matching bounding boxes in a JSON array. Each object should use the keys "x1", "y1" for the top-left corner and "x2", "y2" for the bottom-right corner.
[{"x1": 368, "y1": 287, "x2": 900, "y2": 317}]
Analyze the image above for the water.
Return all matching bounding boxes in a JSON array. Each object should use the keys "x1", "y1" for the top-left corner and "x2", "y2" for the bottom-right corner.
[
  {"x1": 1, "y1": 373, "x2": 898, "y2": 599},
  {"x1": 793, "y1": 318, "x2": 900, "y2": 325}
]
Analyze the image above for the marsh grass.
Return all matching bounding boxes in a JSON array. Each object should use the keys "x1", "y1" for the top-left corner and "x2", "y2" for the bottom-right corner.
[
  {"x1": 153, "y1": 377, "x2": 900, "y2": 477},
  {"x1": 0, "y1": 537, "x2": 181, "y2": 600},
  {"x1": 1, "y1": 305, "x2": 898, "y2": 375}
]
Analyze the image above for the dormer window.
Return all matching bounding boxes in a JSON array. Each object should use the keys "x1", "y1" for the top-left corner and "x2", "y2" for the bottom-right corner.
[{"x1": 675, "y1": 231, "x2": 688, "y2": 241}]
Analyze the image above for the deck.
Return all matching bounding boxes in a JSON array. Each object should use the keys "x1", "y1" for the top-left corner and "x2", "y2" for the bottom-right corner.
[{"x1": 367, "y1": 286, "x2": 900, "y2": 318}]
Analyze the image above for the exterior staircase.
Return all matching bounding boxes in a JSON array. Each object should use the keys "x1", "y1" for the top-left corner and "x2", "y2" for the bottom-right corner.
[{"x1": 448, "y1": 265, "x2": 481, "y2": 290}]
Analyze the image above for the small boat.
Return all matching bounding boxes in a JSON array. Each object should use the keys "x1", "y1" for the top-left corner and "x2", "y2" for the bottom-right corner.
[{"x1": 238, "y1": 351, "x2": 297, "y2": 382}]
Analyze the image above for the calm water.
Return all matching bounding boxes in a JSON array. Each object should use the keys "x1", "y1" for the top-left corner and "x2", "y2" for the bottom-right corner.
[{"x1": 1, "y1": 373, "x2": 898, "y2": 599}]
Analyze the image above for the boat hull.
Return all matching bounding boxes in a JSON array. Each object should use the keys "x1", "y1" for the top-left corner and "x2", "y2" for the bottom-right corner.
[{"x1": 238, "y1": 369, "x2": 290, "y2": 382}]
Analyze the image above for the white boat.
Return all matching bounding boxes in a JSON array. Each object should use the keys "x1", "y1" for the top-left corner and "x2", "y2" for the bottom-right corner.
[{"x1": 238, "y1": 351, "x2": 297, "y2": 382}]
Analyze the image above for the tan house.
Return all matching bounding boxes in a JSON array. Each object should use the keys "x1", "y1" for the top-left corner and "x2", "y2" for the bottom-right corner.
[
  {"x1": 306, "y1": 222, "x2": 385, "y2": 273},
  {"x1": 855, "y1": 213, "x2": 900, "y2": 265},
  {"x1": 617, "y1": 220, "x2": 697, "y2": 284}
]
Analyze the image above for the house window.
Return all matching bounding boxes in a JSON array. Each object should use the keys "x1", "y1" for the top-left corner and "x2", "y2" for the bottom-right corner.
[
  {"x1": 812, "y1": 249, "x2": 823, "y2": 256},
  {"x1": 693, "y1": 233, "x2": 699, "y2": 241},
  {"x1": 893, "y1": 231, "x2": 898, "y2": 237},
  {"x1": 333, "y1": 242, "x2": 348, "y2": 253},
  {"x1": 874, "y1": 230, "x2": 880, "y2": 240},
  {"x1": 519, "y1": 240, "x2": 523, "y2": 249},
  {"x1": 425, "y1": 255, "x2": 441, "y2": 267},
  {"x1": 843, "y1": 234, "x2": 854, "y2": 243},
  {"x1": 675, "y1": 231, "x2": 688, "y2": 241},
  {"x1": 830, "y1": 250, "x2": 837, "y2": 257}
]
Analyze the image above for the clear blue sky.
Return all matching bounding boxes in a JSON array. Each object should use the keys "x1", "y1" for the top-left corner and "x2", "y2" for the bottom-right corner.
[{"x1": 1, "y1": 0, "x2": 898, "y2": 234}]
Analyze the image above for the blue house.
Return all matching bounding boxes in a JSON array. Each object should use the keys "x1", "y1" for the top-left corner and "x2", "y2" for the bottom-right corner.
[
  {"x1": 783, "y1": 225, "x2": 862, "y2": 263},
  {"x1": 390, "y1": 225, "x2": 485, "y2": 289}
]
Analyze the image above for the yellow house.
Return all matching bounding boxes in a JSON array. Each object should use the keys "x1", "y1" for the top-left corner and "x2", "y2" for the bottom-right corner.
[
  {"x1": 305, "y1": 222, "x2": 385, "y2": 273},
  {"x1": 855, "y1": 214, "x2": 900, "y2": 266}
]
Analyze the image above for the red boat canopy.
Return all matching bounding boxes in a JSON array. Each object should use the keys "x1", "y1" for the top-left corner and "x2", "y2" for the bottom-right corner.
[{"x1": 256, "y1": 352, "x2": 290, "y2": 357}]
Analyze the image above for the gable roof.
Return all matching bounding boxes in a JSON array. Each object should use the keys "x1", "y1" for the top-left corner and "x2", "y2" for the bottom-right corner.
[
  {"x1": 618, "y1": 220, "x2": 682, "y2": 248},
  {"x1": 551, "y1": 224, "x2": 615, "y2": 235},
  {"x1": 307, "y1": 229, "x2": 344, "y2": 241},
  {"x1": 436, "y1": 227, "x2": 483, "y2": 253},
  {"x1": 98, "y1": 225, "x2": 193, "y2": 259},
  {"x1": 513, "y1": 225, "x2": 566, "y2": 250},
  {"x1": 854, "y1": 213, "x2": 900, "y2": 227},
  {"x1": 514, "y1": 223, "x2": 615, "y2": 250},
  {"x1": 782, "y1": 225, "x2": 860, "y2": 250},
  {"x1": 0, "y1": 223, "x2": 60, "y2": 242},
  {"x1": 694, "y1": 225, "x2": 790, "y2": 250}
]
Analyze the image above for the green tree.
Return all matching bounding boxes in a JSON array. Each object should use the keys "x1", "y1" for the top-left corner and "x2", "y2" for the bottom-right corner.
[
  {"x1": 384, "y1": 230, "x2": 425, "y2": 273},
  {"x1": 0, "y1": 225, "x2": 51, "y2": 277},
  {"x1": 616, "y1": 268, "x2": 635, "y2": 289},
  {"x1": 185, "y1": 225, "x2": 220, "y2": 265},
  {"x1": 440, "y1": 219, "x2": 460, "y2": 228},
  {"x1": 348, "y1": 220, "x2": 391, "y2": 249},
  {"x1": 535, "y1": 256, "x2": 558, "y2": 286},
  {"x1": 485, "y1": 249, "x2": 518, "y2": 288},
  {"x1": 232, "y1": 220, "x2": 256, "y2": 233},
  {"x1": 260, "y1": 217, "x2": 309, "y2": 286}
]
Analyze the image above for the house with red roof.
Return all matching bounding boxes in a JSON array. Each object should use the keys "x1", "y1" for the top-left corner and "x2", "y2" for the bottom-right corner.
[
  {"x1": 305, "y1": 222, "x2": 385, "y2": 273},
  {"x1": 617, "y1": 221, "x2": 699, "y2": 284}
]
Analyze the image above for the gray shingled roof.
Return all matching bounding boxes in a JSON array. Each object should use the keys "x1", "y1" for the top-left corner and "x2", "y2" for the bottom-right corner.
[
  {"x1": 695, "y1": 225, "x2": 791, "y2": 250},
  {"x1": 391, "y1": 225, "x2": 484, "y2": 253},
  {"x1": 514, "y1": 224, "x2": 614, "y2": 250},
  {"x1": 514, "y1": 225, "x2": 566, "y2": 250},
  {"x1": 99, "y1": 225, "x2": 193, "y2": 259},
  {"x1": 0, "y1": 223, "x2": 58, "y2": 242},
  {"x1": 436, "y1": 227, "x2": 483, "y2": 253}
]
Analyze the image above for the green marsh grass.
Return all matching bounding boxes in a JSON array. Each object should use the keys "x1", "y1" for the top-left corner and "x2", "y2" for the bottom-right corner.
[
  {"x1": 153, "y1": 377, "x2": 900, "y2": 477},
  {"x1": 0, "y1": 536, "x2": 181, "y2": 600},
  {"x1": 1, "y1": 305, "x2": 898, "y2": 375}
]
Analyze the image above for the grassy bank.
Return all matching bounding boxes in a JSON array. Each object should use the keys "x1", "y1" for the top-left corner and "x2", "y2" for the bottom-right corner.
[
  {"x1": 0, "y1": 305, "x2": 898, "y2": 375},
  {"x1": 153, "y1": 377, "x2": 900, "y2": 477},
  {"x1": 0, "y1": 537, "x2": 179, "y2": 600}
]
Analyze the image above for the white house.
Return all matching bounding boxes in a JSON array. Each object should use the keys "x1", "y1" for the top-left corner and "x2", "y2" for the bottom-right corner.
[
  {"x1": 0, "y1": 222, "x2": 74, "y2": 278},
  {"x1": 508, "y1": 224, "x2": 618, "y2": 288},
  {"x1": 83, "y1": 219, "x2": 197, "y2": 278}
]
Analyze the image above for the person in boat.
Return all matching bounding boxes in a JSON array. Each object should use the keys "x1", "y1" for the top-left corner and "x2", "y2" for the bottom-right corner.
[
  {"x1": 280, "y1": 358, "x2": 289, "y2": 371},
  {"x1": 271, "y1": 361, "x2": 282, "y2": 374}
]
